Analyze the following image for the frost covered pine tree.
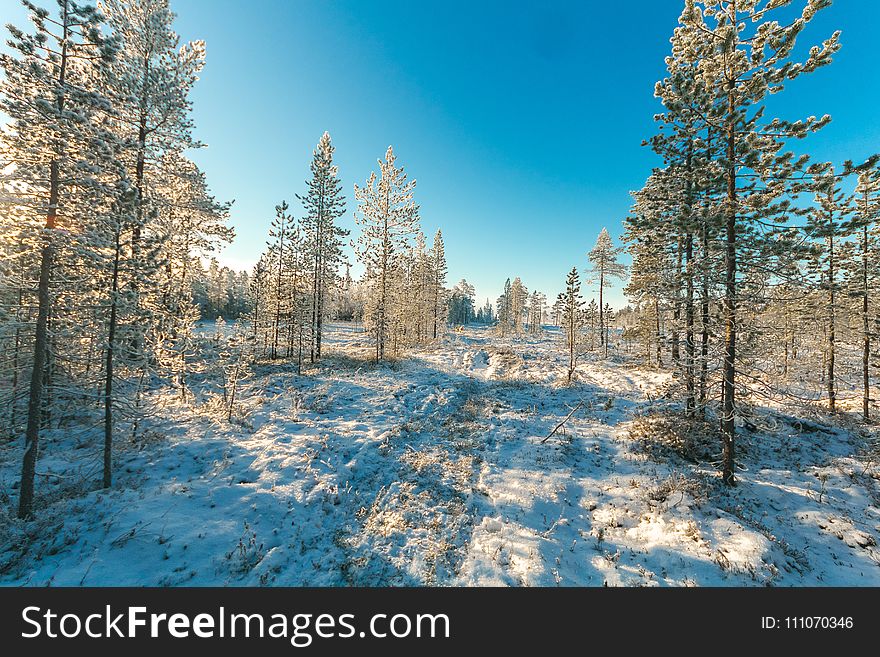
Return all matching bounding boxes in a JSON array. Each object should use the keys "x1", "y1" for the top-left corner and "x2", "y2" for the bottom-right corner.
[
  {"x1": 848, "y1": 166, "x2": 880, "y2": 420},
  {"x1": 354, "y1": 146, "x2": 419, "y2": 361},
  {"x1": 648, "y1": 12, "x2": 719, "y2": 413},
  {"x1": 804, "y1": 164, "x2": 853, "y2": 413},
  {"x1": 509, "y1": 277, "x2": 528, "y2": 335},
  {"x1": 587, "y1": 228, "x2": 626, "y2": 351},
  {"x1": 298, "y1": 131, "x2": 347, "y2": 362},
  {"x1": 496, "y1": 278, "x2": 512, "y2": 335},
  {"x1": 102, "y1": 0, "x2": 206, "y2": 355},
  {"x1": 528, "y1": 291, "x2": 546, "y2": 335},
  {"x1": 266, "y1": 200, "x2": 295, "y2": 360},
  {"x1": 448, "y1": 279, "x2": 476, "y2": 326},
  {"x1": 1, "y1": 0, "x2": 117, "y2": 518},
  {"x1": 603, "y1": 303, "x2": 614, "y2": 356},
  {"x1": 624, "y1": 186, "x2": 670, "y2": 369},
  {"x1": 679, "y1": 0, "x2": 839, "y2": 483},
  {"x1": 431, "y1": 229, "x2": 448, "y2": 338},
  {"x1": 153, "y1": 153, "x2": 232, "y2": 400},
  {"x1": 552, "y1": 293, "x2": 564, "y2": 327}
]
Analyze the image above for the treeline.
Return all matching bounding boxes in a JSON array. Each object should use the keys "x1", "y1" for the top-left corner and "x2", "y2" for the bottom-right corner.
[
  {"x1": 0, "y1": 0, "x2": 231, "y2": 518},
  {"x1": 490, "y1": 226, "x2": 628, "y2": 357},
  {"x1": 191, "y1": 258, "x2": 250, "y2": 320},
  {"x1": 623, "y1": 1, "x2": 879, "y2": 484},
  {"x1": 247, "y1": 141, "x2": 450, "y2": 366}
]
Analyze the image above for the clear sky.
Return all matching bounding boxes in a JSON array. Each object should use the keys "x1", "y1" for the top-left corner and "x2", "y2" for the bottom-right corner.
[{"x1": 3, "y1": 0, "x2": 880, "y2": 308}]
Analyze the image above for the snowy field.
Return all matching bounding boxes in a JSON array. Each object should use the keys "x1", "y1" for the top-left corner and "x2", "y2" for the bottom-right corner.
[{"x1": 1, "y1": 323, "x2": 878, "y2": 586}]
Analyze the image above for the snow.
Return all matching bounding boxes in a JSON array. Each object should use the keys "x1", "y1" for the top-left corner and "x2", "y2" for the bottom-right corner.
[{"x1": 1, "y1": 322, "x2": 878, "y2": 586}]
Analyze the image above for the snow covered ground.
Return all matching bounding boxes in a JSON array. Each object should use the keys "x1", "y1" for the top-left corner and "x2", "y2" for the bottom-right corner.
[{"x1": 1, "y1": 323, "x2": 878, "y2": 586}]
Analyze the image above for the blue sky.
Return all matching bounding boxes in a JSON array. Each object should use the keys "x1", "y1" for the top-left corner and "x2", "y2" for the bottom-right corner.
[{"x1": 4, "y1": 0, "x2": 880, "y2": 308}]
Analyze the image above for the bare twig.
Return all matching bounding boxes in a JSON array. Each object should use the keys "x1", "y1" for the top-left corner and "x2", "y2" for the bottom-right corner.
[{"x1": 541, "y1": 401, "x2": 585, "y2": 444}]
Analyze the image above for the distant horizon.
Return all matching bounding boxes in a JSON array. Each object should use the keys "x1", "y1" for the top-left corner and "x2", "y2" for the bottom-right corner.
[{"x1": 4, "y1": 0, "x2": 878, "y2": 309}]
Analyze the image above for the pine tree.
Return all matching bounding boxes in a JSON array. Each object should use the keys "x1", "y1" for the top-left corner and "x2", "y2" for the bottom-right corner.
[
  {"x1": 805, "y1": 164, "x2": 852, "y2": 412},
  {"x1": 624, "y1": 199, "x2": 668, "y2": 368},
  {"x1": 678, "y1": 0, "x2": 838, "y2": 484},
  {"x1": 448, "y1": 279, "x2": 476, "y2": 326},
  {"x1": 298, "y1": 131, "x2": 347, "y2": 362},
  {"x1": 845, "y1": 164, "x2": 880, "y2": 421},
  {"x1": 102, "y1": 0, "x2": 206, "y2": 356},
  {"x1": 431, "y1": 229, "x2": 448, "y2": 338},
  {"x1": 603, "y1": 303, "x2": 614, "y2": 356},
  {"x1": 1, "y1": 0, "x2": 117, "y2": 517},
  {"x1": 101, "y1": 0, "x2": 204, "y2": 234},
  {"x1": 496, "y1": 278, "x2": 512, "y2": 335},
  {"x1": 552, "y1": 293, "x2": 564, "y2": 327},
  {"x1": 650, "y1": 15, "x2": 718, "y2": 413},
  {"x1": 528, "y1": 291, "x2": 546, "y2": 335},
  {"x1": 562, "y1": 267, "x2": 584, "y2": 384},
  {"x1": 587, "y1": 228, "x2": 626, "y2": 352},
  {"x1": 267, "y1": 201, "x2": 294, "y2": 360},
  {"x1": 153, "y1": 153, "x2": 232, "y2": 400},
  {"x1": 354, "y1": 146, "x2": 419, "y2": 361},
  {"x1": 509, "y1": 277, "x2": 528, "y2": 335}
]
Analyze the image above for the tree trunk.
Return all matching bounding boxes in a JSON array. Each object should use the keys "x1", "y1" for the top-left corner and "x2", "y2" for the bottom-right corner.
[
  {"x1": 311, "y1": 183, "x2": 324, "y2": 362},
  {"x1": 827, "y1": 217, "x2": 836, "y2": 412},
  {"x1": 18, "y1": 4, "x2": 70, "y2": 518},
  {"x1": 377, "y1": 191, "x2": 390, "y2": 362},
  {"x1": 685, "y1": 231, "x2": 695, "y2": 415},
  {"x1": 699, "y1": 225, "x2": 710, "y2": 415},
  {"x1": 18, "y1": 233, "x2": 54, "y2": 519},
  {"x1": 721, "y1": 84, "x2": 737, "y2": 486},
  {"x1": 598, "y1": 270, "x2": 605, "y2": 348},
  {"x1": 655, "y1": 296, "x2": 662, "y2": 368},
  {"x1": 863, "y1": 222, "x2": 871, "y2": 421},
  {"x1": 104, "y1": 224, "x2": 122, "y2": 488},
  {"x1": 433, "y1": 275, "x2": 439, "y2": 339},
  {"x1": 672, "y1": 236, "x2": 682, "y2": 365},
  {"x1": 272, "y1": 229, "x2": 284, "y2": 360},
  {"x1": 684, "y1": 144, "x2": 695, "y2": 415},
  {"x1": 316, "y1": 251, "x2": 324, "y2": 359},
  {"x1": 699, "y1": 128, "x2": 713, "y2": 416},
  {"x1": 11, "y1": 284, "x2": 23, "y2": 432}
]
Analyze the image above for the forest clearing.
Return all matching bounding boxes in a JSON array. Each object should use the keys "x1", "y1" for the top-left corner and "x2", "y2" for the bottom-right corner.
[{"x1": 1, "y1": 323, "x2": 876, "y2": 586}]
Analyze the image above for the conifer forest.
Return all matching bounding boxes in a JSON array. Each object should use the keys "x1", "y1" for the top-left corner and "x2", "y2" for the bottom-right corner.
[{"x1": 0, "y1": 0, "x2": 878, "y2": 586}]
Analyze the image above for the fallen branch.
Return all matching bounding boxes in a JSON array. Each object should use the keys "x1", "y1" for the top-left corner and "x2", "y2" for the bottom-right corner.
[
  {"x1": 34, "y1": 471, "x2": 70, "y2": 479},
  {"x1": 541, "y1": 401, "x2": 584, "y2": 444}
]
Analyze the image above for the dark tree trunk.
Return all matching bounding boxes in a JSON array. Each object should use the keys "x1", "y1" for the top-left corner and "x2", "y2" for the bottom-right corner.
[
  {"x1": 655, "y1": 297, "x2": 662, "y2": 368},
  {"x1": 684, "y1": 143, "x2": 695, "y2": 415},
  {"x1": 672, "y1": 236, "x2": 682, "y2": 364},
  {"x1": 685, "y1": 231, "x2": 695, "y2": 415},
  {"x1": 721, "y1": 85, "x2": 737, "y2": 486},
  {"x1": 18, "y1": 234, "x2": 54, "y2": 519},
  {"x1": 699, "y1": 225, "x2": 710, "y2": 415},
  {"x1": 19, "y1": 4, "x2": 70, "y2": 518},
  {"x1": 826, "y1": 226, "x2": 836, "y2": 413},
  {"x1": 104, "y1": 224, "x2": 122, "y2": 488},
  {"x1": 863, "y1": 221, "x2": 871, "y2": 421},
  {"x1": 598, "y1": 270, "x2": 605, "y2": 348}
]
